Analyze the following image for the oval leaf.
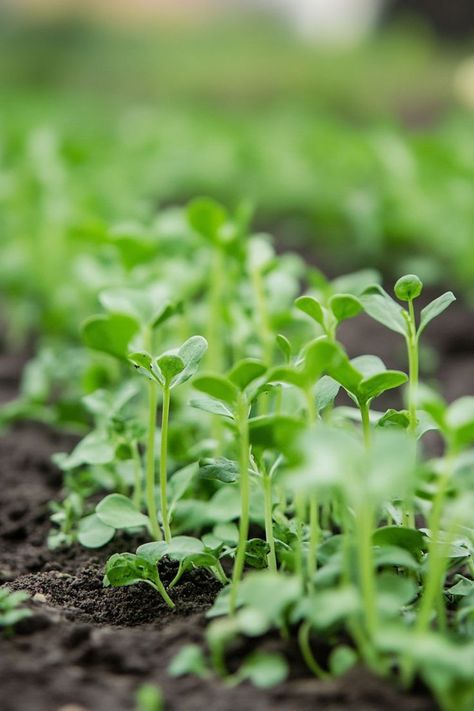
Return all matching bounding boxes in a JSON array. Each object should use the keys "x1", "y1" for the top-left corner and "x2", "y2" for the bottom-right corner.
[{"x1": 96, "y1": 494, "x2": 150, "y2": 530}]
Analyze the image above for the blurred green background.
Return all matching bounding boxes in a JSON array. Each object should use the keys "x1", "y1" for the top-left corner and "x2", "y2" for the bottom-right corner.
[{"x1": 1, "y1": 0, "x2": 473, "y2": 341}]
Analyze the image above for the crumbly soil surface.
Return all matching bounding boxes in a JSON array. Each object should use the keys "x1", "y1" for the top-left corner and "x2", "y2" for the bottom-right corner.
[{"x1": 2, "y1": 289, "x2": 472, "y2": 711}]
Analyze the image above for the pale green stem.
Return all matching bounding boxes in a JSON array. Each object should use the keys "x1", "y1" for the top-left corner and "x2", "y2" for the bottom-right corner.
[
  {"x1": 207, "y1": 246, "x2": 224, "y2": 372},
  {"x1": 403, "y1": 299, "x2": 418, "y2": 528},
  {"x1": 131, "y1": 440, "x2": 143, "y2": 509},
  {"x1": 357, "y1": 503, "x2": 378, "y2": 640},
  {"x1": 401, "y1": 459, "x2": 454, "y2": 686},
  {"x1": 263, "y1": 472, "x2": 277, "y2": 572},
  {"x1": 230, "y1": 395, "x2": 250, "y2": 615},
  {"x1": 305, "y1": 386, "x2": 319, "y2": 588},
  {"x1": 146, "y1": 381, "x2": 162, "y2": 541},
  {"x1": 160, "y1": 385, "x2": 172, "y2": 543},
  {"x1": 298, "y1": 621, "x2": 328, "y2": 679},
  {"x1": 305, "y1": 387, "x2": 317, "y2": 423},
  {"x1": 251, "y1": 266, "x2": 273, "y2": 366},
  {"x1": 359, "y1": 400, "x2": 372, "y2": 448},
  {"x1": 295, "y1": 493, "x2": 307, "y2": 587},
  {"x1": 407, "y1": 299, "x2": 419, "y2": 436},
  {"x1": 152, "y1": 576, "x2": 175, "y2": 609},
  {"x1": 308, "y1": 494, "x2": 319, "y2": 588}
]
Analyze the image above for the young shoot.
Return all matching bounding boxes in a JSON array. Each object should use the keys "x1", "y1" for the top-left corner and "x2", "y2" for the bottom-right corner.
[{"x1": 129, "y1": 336, "x2": 208, "y2": 542}]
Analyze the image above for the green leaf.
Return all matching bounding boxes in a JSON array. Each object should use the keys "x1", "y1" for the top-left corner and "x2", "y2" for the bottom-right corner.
[
  {"x1": 238, "y1": 572, "x2": 301, "y2": 623},
  {"x1": 168, "y1": 644, "x2": 209, "y2": 679},
  {"x1": 245, "y1": 539, "x2": 270, "y2": 569},
  {"x1": 78, "y1": 514, "x2": 115, "y2": 549},
  {"x1": 360, "y1": 286, "x2": 407, "y2": 336},
  {"x1": 99, "y1": 286, "x2": 181, "y2": 331},
  {"x1": 248, "y1": 414, "x2": 305, "y2": 450},
  {"x1": 377, "y1": 572, "x2": 417, "y2": 616},
  {"x1": 187, "y1": 197, "x2": 228, "y2": 245},
  {"x1": 359, "y1": 370, "x2": 408, "y2": 403},
  {"x1": 152, "y1": 300, "x2": 184, "y2": 329},
  {"x1": 303, "y1": 338, "x2": 342, "y2": 383},
  {"x1": 267, "y1": 366, "x2": 306, "y2": 389},
  {"x1": 128, "y1": 351, "x2": 163, "y2": 384},
  {"x1": 303, "y1": 587, "x2": 360, "y2": 629},
  {"x1": 96, "y1": 494, "x2": 150, "y2": 530},
  {"x1": 192, "y1": 374, "x2": 238, "y2": 406},
  {"x1": 174, "y1": 335, "x2": 208, "y2": 386},
  {"x1": 156, "y1": 354, "x2": 185, "y2": 384},
  {"x1": 228, "y1": 359, "x2": 266, "y2": 391},
  {"x1": 136, "y1": 541, "x2": 168, "y2": 565},
  {"x1": 276, "y1": 334, "x2": 291, "y2": 362},
  {"x1": 447, "y1": 575, "x2": 474, "y2": 597},
  {"x1": 373, "y1": 526, "x2": 426, "y2": 557},
  {"x1": 350, "y1": 354, "x2": 386, "y2": 379},
  {"x1": 135, "y1": 683, "x2": 164, "y2": 711},
  {"x1": 295, "y1": 295, "x2": 325, "y2": 326},
  {"x1": 418, "y1": 292, "x2": 456, "y2": 337},
  {"x1": 394, "y1": 274, "x2": 423, "y2": 302},
  {"x1": 104, "y1": 553, "x2": 158, "y2": 588},
  {"x1": 377, "y1": 409, "x2": 410, "y2": 430},
  {"x1": 247, "y1": 235, "x2": 275, "y2": 272},
  {"x1": 199, "y1": 457, "x2": 239, "y2": 483},
  {"x1": 82, "y1": 313, "x2": 139, "y2": 360},
  {"x1": 446, "y1": 397, "x2": 474, "y2": 446},
  {"x1": 329, "y1": 646, "x2": 358, "y2": 677},
  {"x1": 213, "y1": 487, "x2": 244, "y2": 523},
  {"x1": 315, "y1": 376, "x2": 340, "y2": 412},
  {"x1": 165, "y1": 535, "x2": 205, "y2": 561},
  {"x1": 189, "y1": 397, "x2": 234, "y2": 420},
  {"x1": 326, "y1": 350, "x2": 362, "y2": 396},
  {"x1": 329, "y1": 293, "x2": 362, "y2": 323},
  {"x1": 373, "y1": 545, "x2": 420, "y2": 572},
  {"x1": 58, "y1": 431, "x2": 115, "y2": 470},
  {"x1": 239, "y1": 652, "x2": 288, "y2": 688},
  {"x1": 331, "y1": 269, "x2": 381, "y2": 296}
]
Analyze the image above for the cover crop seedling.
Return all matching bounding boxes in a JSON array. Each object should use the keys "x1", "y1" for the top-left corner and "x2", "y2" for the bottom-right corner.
[{"x1": 3, "y1": 196, "x2": 472, "y2": 711}]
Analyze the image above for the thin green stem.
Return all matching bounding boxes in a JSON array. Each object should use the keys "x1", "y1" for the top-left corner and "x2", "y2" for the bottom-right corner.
[
  {"x1": 305, "y1": 387, "x2": 317, "y2": 424},
  {"x1": 263, "y1": 472, "x2": 277, "y2": 572},
  {"x1": 402, "y1": 299, "x2": 418, "y2": 528},
  {"x1": 308, "y1": 494, "x2": 319, "y2": 587},
  {"x1": 131, "y1": 440, "x2": 143, "y2": 509},
  {"x1": 169, "y1": 561, "x2": 184, "y2": 589},
  {"x1": 295, "y1": 493, "x2": 307, "y2": 587},
  {"x1": 356, "y1": 504, "x2": 378, "y2": 640},
  {"x1": 152, "y1": 577, "x2": 175, "y2": 609},
  {"x1": 359, "y1": 400, "x2": 372, "y2": 448},
  {"x1": 401, "y1": 458, "x2": 453, "y2": 686},
  {"x1": 298, "y1": 621, "x2": 328, "y2": 679},
  {"x1": 230, "y1": 395, "x2": 250, "y2": 615},
  {"x1": 214, "y1": 560, "x2": 230, "y2": 585},
  {"x1": 251, "y1": 266, "x2": 273, "y2": 366},
  {"x1": 160, "y1": 385, "x2": 172, "y2": 543},
  {"x1": 146, "y1": 381, "x2": 162, "y2": 541},
  {"x1": 407, "y1": 299, "x2": 419, "y2": 436},
  {"x1": 207, "y1": 246, "x2": 224, "y2": 372}
]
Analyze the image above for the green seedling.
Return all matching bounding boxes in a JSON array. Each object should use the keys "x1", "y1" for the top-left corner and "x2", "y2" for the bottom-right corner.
[
  {"x1": 135, "y1": 683, "x2": 164, "y2": 711},
  {"x1": 0, "y1": 588, "x2": 32, "y2": 636},
  {"x1": 20, "y1": 191, "x2": 471, "y2": 710},
  {"x1": 193, "y1": 357, "x2": 267, "y2": 613},
  {"x1": 361, "y1": 276, "x2": 455, "y2": 436},
  {"x1": 104, "y1": 552, "x2": 175, "y2": 609},
  {"x1": 129, "y1": 336, "x2": 208, "y2": 542}
]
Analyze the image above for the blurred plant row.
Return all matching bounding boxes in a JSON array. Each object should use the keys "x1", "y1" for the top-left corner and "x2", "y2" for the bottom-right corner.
[{"x1": 1, "y1": 92, "x2": 473, "y2": 349}]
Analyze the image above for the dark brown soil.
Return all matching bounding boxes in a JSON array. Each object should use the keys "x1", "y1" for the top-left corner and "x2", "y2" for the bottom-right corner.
[{"x1": 3, "y1": 293, "x2": 471, "y2": 711}]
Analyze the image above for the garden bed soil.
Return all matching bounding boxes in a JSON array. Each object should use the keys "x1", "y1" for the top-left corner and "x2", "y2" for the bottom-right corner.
[{"x1": 1, "y1": 292, "x2": 473, "y2": 711}]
